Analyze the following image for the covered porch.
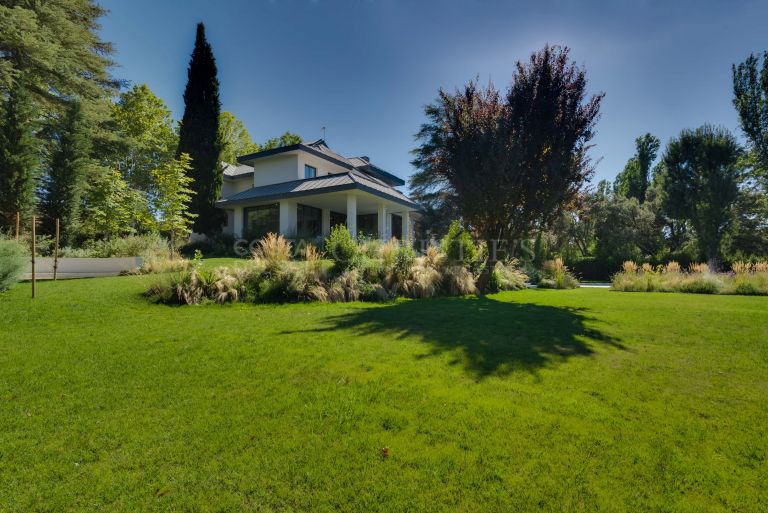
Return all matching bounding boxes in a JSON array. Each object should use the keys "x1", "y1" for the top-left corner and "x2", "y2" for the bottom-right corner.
[{"x1": 225, "y1": 190, "x2": 415, "y2": 241}]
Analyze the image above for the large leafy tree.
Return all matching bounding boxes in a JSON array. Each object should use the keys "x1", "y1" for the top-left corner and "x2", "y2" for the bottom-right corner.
[
  {"x1": 660, "y1": 125, "x2": 743, "y2": 268},
  {"x1": 262, "y1": 131, "x2": 302, "y2": 151},
  {"x1": 40, "y1": 101, "x2": 91, "y2": 244},
  {"x1": 733, "y1": 52, "x2": 768, "y2": 183},
  {"x1": 81, "y1": 167, "x2": 154, "y2": 239},
  {"x1": 108, "y1": 84, "x2": 177, "y2": 192},
  {"x1": 176, "y1": 23, "x2": 224, "y2": 236},
  {"x1": 219, "y1": 111, "x2": 259, "y2": 164},
  {"x1": 615, "y1": 133, "x2": 660, "y2": 202},
  {"x1": 152, "y1": 153, "x2": 196, "y2": 252},
  {"x1": 411, "y1": 45, "x2": 603, "y2": 258},
  {"x1": 0, "y1": 80, "x2": 39, "y2": 228}
]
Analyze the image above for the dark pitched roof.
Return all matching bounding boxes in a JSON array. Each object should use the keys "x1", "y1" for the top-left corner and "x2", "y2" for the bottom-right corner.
[
  {"x1": 236, "y1": 139, "x2": 406, "y2": 187},
  {"x1": 216, "y1": 169, "x2": 418, "y2": 209},
  {"x1": 222, "y1": 163, "x2": 254, "y2": 180}
]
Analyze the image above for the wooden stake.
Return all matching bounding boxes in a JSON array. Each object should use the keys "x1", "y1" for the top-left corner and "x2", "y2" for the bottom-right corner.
[
  {"x1": 31, "y1": 215, "x2": 36, "y2": 299},
  {"x1": 15, "y1": 211, "x2": 20, "y2": 241},
  {"x1": 53, "y1": 218, "x2": 60, "y2": 281}
]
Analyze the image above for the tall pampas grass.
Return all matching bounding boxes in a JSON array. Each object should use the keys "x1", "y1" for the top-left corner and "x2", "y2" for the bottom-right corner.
[{"x1": 252, "y1": 233, "x2": 292, "y2": 272}]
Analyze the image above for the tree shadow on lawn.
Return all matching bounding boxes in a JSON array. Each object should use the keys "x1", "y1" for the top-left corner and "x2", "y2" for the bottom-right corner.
[{"x1": 285, "y1": 295, "x2": 625, "y2": 379}]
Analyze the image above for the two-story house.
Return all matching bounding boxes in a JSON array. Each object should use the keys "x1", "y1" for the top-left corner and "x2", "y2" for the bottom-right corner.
[{"x1": 216, "y1": 139, "x2": 420, "y2": 241}]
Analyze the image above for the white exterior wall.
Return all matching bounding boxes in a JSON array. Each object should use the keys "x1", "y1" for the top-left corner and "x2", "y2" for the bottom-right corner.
[
  {"x1": 221, "y1": 176, "x2": 253, "y2": 198},
  {"x1": 297, "y1": 153, "x2": 349, "y2": 179},
  {"x1": 252, "y1": 154, "x2": 300, "y2": 187}
]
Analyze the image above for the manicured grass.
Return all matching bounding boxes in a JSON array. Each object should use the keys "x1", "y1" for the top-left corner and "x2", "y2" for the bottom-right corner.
[{"x1": 1, "y1": 277, "x2": 766, "y2": 512}]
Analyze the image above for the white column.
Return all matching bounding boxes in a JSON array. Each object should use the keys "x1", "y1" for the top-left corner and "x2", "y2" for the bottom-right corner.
[
  {"x1": 233, "y1": 207, "x2": 244, "y2": 238},
  {"x1": 321, "y1": 208, "x2": 331, "y2": 236},
  {"x1": 402, "y1": 211, "x2": 411, "y2": 242},
  {"x1": 279, "y1": 200, "x2": 297, "y2": 237},
  {"x1": 346, "y1": 194, "x2": 357, "y2": 237},
  {"x1": 377, "y1": 203, "x2": 388, "y2": 240}
]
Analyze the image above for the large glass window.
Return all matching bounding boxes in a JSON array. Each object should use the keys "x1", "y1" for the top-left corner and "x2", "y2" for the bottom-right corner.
[
  {"x1": 244, "y1": 204, "x2": 279, "y2": 240},
  {"x1": 357, "y1": 214, "x2": 378, "y2": 238},
  {"x1": 297, "y1": 204, "x2": 322, "y2": 239},
  {"x1": 304, "y1": 165, "x2": 317, "y2": 179},
  {"x1": 391, "y1": 214, "x2": 403, "y2": 240},
  {"x1": 330, "y1": 211, "x2": 347, "y2": 230}
]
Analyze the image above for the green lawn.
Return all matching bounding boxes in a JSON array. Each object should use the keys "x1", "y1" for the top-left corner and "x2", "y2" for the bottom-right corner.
[{"x1": 1, "y1": 275, "x2": 766, "y2": 512}]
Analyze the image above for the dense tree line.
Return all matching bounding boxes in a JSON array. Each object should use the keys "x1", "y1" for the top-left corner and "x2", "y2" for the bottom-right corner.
[{"x1": 0, "y1": 1, "x2": 298, "y2": 246}]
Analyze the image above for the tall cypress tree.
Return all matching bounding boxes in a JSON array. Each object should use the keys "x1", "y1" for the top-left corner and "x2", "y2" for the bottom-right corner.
[
  {"x1": 41, "y1": 101, "x2": 91, "y2": 245},
  {"x1": 176, "y1": 23, "x2": 224, "y2": 235},
  {"x1": 0, "y1": 81, "x2": 39, "y2": 229}
]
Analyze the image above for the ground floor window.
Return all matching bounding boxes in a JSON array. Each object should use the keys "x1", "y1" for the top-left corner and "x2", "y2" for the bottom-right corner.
[
  {"x1": 357, "y1": 214, "x2": 377, "y2": 238},
  {"x1": 297, "y1": 204, "x2": 322, "y2": 239},
  {"x1": 330, "y1": 211, "x2": 347, "y2": 230},
  {"x1": 391, "y1": 214, "x2": 402, "y2": 239},
  {"x1": 244, "y1": 204, "x2": 279, "y2": 240}
]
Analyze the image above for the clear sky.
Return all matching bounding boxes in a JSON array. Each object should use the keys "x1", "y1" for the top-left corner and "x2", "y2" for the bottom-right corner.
[{"x1": 99, "y1": 0, "x2": 768, "y2": 187}]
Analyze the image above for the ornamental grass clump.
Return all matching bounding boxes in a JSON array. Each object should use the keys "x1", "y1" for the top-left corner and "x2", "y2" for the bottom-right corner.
[
  {"x1": 539, "y1": 258, "x2": 579, "y2": 289},
  {"x1": 489, "y1": 260, "x2": 529, "y2": 292},
  {"x1": 610, "y1": 260, "x2": 768, "y2": 295},
  {"x1": 144, "y1": 222, "x2": 534, "y2": 305},
  {"x1": 252, "y1": 233, "x2": 292, "y2": 273},
  {"x1": 723, "y1": 261, "x2": 768, "y2": 295},
  {"x1": 327, "y1": 269, "x2": 363, "y2": 302}
]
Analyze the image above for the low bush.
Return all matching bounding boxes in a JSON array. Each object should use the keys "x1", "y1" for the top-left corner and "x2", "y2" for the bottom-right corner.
[
  {"x1": 181, "y1": 233, "x2": 237, "y2": 258},
  {"x1": 61, "y1": 234, "x2": 170, "y2": 259},
  {"x1": 325, "y1": 225, "x2": 359, "y2": 271},
  {"x1": 611, "y1": 260, "x2": 768, "y2": 295},
  {"x1": 0, "y1": 237, "x2": 28, "y2": 291},
  {"x1": 441, "y1": 221, "x2": 478, "y2": 267}
]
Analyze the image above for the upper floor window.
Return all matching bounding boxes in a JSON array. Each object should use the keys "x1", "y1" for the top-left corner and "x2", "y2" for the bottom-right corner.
[{"x1": 304, "y1": 164, "x2": 317, "y2": 179}]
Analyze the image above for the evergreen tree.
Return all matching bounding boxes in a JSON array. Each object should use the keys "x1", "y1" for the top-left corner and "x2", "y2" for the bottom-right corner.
[
  {"x1": 41, "y1": 101, "x2": 91, "y2": 245},
  {"x1": 0, "y1": 0, "x2": 117, "y2": 109},
  {"x1": 176, "y1": 23, "x2": 224, "y2": 235},
  {"x1": 0, "y1": 80, "x2": 39, "y2": 229},
  {"x1": 615, "y1": 133, "x2": 660, "y2": 202}
]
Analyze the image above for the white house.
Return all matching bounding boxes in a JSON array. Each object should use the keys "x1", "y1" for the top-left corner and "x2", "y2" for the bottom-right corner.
[{"x1": 216, "y1": 139, "x2": 420, "y2": 241}]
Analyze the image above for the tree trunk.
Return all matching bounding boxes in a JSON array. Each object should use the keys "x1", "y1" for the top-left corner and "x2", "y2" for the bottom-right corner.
[{"x1": 475, "y1": 237, "x2": 499, "y2": 295}]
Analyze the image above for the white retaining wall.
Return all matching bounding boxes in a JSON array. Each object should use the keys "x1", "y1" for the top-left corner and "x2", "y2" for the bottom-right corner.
[{"x1": 23, "y1": 257, "x2": 144, "y2": 280}]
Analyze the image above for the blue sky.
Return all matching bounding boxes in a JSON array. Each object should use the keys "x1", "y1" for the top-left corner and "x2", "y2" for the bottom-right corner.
[{"x1": 99, "y1": 0, "x2": 767, "y2": 187}]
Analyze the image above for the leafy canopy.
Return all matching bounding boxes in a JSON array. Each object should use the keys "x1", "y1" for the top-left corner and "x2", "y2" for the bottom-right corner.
[
  {"x1": 733, "y1": 52, "x2": 768, "y2": 183},
  {"x1": 660, "y1": 125, "x2": 743, "y2": 266},
  {"x1": 152, "y1": 153, "x2": 196, "y2": 251},
  {"x1": 615, "y1": 133, "x2": 660, "y2": 202},
  {"x1": 411, "y1": 45, "x2": 603, "y2": 255},
  {"x1": 108, "y1": 84, "x2": 177, "y2": 192}
]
